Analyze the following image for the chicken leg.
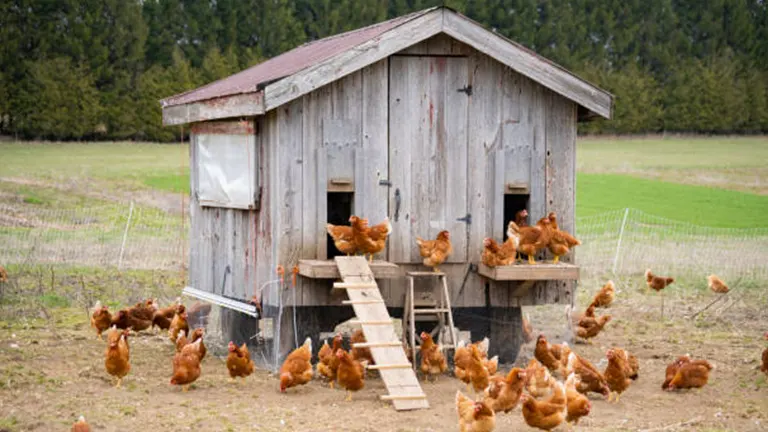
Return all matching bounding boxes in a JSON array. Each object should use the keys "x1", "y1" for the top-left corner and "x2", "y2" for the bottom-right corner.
[
  {"x1": 528, "y1": 255, "x2": 536, "y2": 265},
  {"x1": 552, "y1": 255, "x2": 560, "y2": 264},
  {"x1": 115, "y1": 378, "x2": 122, "y2": 388},
  {"x1": 345, "y1": 390, "x2": 353, "y2": 402},
  {"x1": 182, "y1": 385, "x2": 190, "y2": 392}
]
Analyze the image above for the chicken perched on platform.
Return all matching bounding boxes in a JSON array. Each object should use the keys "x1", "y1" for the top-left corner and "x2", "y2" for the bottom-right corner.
[
  {"x1": 508, "y1": 217, "x2": 553, "y2": 265},
  {"x1": 483, "y1": 367, "x2": 526, "y2": 413},
  {"x1": 226, "y1": 342, "x2": 254, "y2": 382},
  {"x1": 327, "y1": 221, "x2": 359, "y2": 256},
  {"x1": 104, "y1": 326, "x2": 130, "y2": 388},
  {"x1": 546, "y1": 212, "x2": 581, "y2": 264},
  {"x1": 481, "y1": 238, "x2": 513, "y2": 268},
  {"x1": 350, "y1": 216, "x2": 392, "y2": 262},
  {"x1": 707, "y1": 274, "x2": 729, "y2": 294},
  {"x1": 279, "y1": 337, "x2": 314, "y2": 392},
  {"x1": 416, "y1": 230, "x2": 452, "y2": 272},
  {"x1": 457, "y1": 390, "x2": 496, "y2": 432},
  {"x1": 90, "y1": 301, "x2": 112, "y2": 340},
  {"x1": 419, "y1": 332, "x2": 447, "y2": 382},
  {"x1": 590, "y1": 280, "x2": 615, "y2": 308}
]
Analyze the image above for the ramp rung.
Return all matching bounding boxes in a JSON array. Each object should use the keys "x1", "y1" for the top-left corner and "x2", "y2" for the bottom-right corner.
[
  {"x1": 349, "y1": 320, "x2": 392, "y2": 325},
  {"x1": 353, "y1": 341, "x2": 402, "y2": 348},
  {"x1": 333, "y1": 282, "x2": 378, "y2": 289},
  {"x1": 343, "y1": 299, "x2": 384, "y2": 305},
  {"x1": 368, "y1": 364, "x2": 412, "y2": 370},
  {"x1": 380, "y1": 394, "x2": 428, "y2": 400},
  {"x1": 406, "y1": 271, "x2": 445, "y2": 277},
  {"x1": 413, "y1": 308, "x2": 450, "y2": 314}
]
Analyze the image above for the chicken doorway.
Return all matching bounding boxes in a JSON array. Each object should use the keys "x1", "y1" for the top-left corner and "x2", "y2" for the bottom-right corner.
[
  {"x1": 327, "y1": 192, "x2": 354, "y2": 258},
  {"x1": 503, "y1": 193, "x2": 530, "y2": 242}
]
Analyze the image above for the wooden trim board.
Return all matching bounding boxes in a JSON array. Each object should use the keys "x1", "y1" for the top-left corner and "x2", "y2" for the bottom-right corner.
[
  {"x1": 478, "y1": 263, "x2": 580, "y2": 281},
  {"x1": 298, "y1": 259, "x2": 401, "y2": 279},
  {"x1": 162, "y1": 92, "x2": 264, "y2": 126}
]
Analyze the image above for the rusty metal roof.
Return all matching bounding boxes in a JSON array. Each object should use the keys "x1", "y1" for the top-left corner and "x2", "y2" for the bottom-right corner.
[{"x1": 161, "y1": 9, "x2": 434, "y2": 107}]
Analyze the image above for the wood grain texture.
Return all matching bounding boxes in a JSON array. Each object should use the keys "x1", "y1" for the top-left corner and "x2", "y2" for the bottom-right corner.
[
  {"x1": 443, "y1": 11, "x2": 612, "y2": 119},
  {"x1": 163, "y1": 92, "x2": 264, "y2": 126},
  {"x1": 298, "y1": 259, "x2": 401, "y2": 279},
  {"x1": 478, "y1": 263, "x2": 579, "y2": 281}
]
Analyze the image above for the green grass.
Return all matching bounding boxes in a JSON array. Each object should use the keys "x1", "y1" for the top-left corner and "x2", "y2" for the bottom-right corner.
[
  {"x1": 143, "y1": 172, "x2": 190, "y2": 193},
  {"x1": 576, "y1": 173, "x2": 768, "y2": 227}
]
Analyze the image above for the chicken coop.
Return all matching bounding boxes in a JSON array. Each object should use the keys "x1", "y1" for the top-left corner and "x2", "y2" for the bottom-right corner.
[{"x1": 161, "y1": 7, "x2": 612, "y2": 367}]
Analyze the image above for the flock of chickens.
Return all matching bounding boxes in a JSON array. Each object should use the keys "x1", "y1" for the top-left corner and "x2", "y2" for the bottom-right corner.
[{"x1": 62, "y1": 204, "x2": 766, "y2": 431}]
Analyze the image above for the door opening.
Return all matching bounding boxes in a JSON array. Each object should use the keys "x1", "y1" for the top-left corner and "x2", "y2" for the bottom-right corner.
[
  {"x1": 503, "y1": 194, "x2": 530, "y2": 242},
  {"x1": 327, "y1": 192, "x2": 354, "y2": 259}
]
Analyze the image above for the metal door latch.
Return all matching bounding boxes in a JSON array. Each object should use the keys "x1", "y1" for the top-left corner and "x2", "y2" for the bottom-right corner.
[
  {"x1": 457, "y1": 85, "x2": 473, "y2": 96},
  {"x1": 456, "y1": 213, "x2": 472, "y2": 225}
]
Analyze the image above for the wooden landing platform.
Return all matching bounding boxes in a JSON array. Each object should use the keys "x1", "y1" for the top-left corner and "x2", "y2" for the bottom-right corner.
[
  {"x1": 298, "y1": 259, "x2": 401, "y2": 279},
  {"x1": 478, "y1": 262, "x2": 580, "y2": 281}
]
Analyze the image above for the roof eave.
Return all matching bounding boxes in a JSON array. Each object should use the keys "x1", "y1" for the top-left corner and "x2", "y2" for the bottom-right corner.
[{"x1": 162, "y1": 92, "x2": 265, "y2": 126}]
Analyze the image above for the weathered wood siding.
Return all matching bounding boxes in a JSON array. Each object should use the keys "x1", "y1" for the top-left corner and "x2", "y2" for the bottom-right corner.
[{"x1": 189, "y1": 35, "x2": 577, "y2": 310}]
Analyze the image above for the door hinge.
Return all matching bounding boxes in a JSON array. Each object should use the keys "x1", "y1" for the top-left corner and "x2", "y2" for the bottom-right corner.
[
  {"x1": 378, "y1": 179, "x2": 392, "y2": 187},
  {"x1": 456, "y1": 213, "x2": 472, "y2": 225},
  {"x1": 457, "y1": 85, "x2": 473, "y2": 96}
]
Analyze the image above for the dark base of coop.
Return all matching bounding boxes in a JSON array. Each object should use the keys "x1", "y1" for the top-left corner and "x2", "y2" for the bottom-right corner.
[{"x1": 220, "y1": 305, "x2": 523, "y2": 365}]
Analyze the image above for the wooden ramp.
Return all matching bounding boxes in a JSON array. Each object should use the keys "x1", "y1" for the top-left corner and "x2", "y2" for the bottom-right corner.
[{"x1": 333, "y1": 256, "x2": 429, "y2": 411}]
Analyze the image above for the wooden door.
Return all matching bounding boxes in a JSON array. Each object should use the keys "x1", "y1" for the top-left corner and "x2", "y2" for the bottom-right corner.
[{"x1": 388, "y1": 56, "x2": 469, "y2": 263}]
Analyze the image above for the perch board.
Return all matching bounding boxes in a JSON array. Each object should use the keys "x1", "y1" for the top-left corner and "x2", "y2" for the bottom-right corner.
[
  {"x1": 298, "y1": 259, "x2": 401, "y2": 279},
  {"x1": 478, "y1": 263, "x2": 579, "y2": 281}
]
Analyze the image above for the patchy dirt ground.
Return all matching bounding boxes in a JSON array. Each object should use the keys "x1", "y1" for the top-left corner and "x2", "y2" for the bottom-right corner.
[{"x1": 1, "y1": 283, "x2": 767, "y2": 432}]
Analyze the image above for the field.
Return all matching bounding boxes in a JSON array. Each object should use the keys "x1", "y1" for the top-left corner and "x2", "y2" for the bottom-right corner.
[{"x1": 1, "y1": 136, "x2": 767, "y2": 431}]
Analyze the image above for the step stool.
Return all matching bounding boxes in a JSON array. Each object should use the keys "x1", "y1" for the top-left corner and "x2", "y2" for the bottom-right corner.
[{"x1": 403, "y1": 271, "x2": 458, "y2": 369}]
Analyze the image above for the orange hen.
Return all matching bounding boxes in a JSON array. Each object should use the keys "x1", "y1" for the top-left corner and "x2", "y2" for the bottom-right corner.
[
  {"x1": 645, "y1": 269, "x2": 674, "y2": 292},
  {"x1": 481, "y1": 238, "x2": 513, "y2": 267},
  {"x1": 707, "y1": 274, "x2": 729, "y2": 294},
  {"x1": 565, "y1": 352, "x2": 610, "y2": 397},
  {"x1": 483, "y1": 367, "x2": 526, "y2": 413},
  {"x1": 457, "y1": 390, "x2": 496, "y2": 432},
  {"x1": 169, "y1": 305, "x2": 190, "y2": 343},
  {"x1": 327, "y1": 222, "x2": 358, "y2": 256},
  {"x1": 350, "y1": 216, "x2": 392, "y2": 262},
  {"x1": 662, "y1": 355, "x2": 691, "y2": 389},
  {"x1": 170, "y1": 339, "x2": 203, "y2": 391},
  {"x1": 226, "y1": 341, "x2": 254, "y2": 381},
  {"x1": 520, "y1": 381, "x2": 567, "y2": 431},
  {"x1": 90, "y1": 301, "x2": 112, "y2": 340},
  {"x1": 104, "y1": 327, "x2": 130, "y2": 388},
  {"x1": 589, "y1": 280, "x2": 615, "y2": 308},
  {"x1": 604, "y1": 348, "x2": 632, "y2": 402},
  {"x1": 667, "y1": 359, "x2": 713, "y2": 391},
  {"x1": 565, "y1": 373, "x2": 591, "y2": 425},
  {"x1": 71, "y1": 415, "x2": 90, "y2": 432},
  {"x1": 508, "y1": 218, "x2": 553, "y2": 265},
  {"x1": 419, "y1": 331, "x2": 447, "y2": 381},
  {"x1": 576, "y1": 314, "x2": 612, "y2": 343},
  {"x1": 546, "y1": 212, "x2": 581, "y2": 264},
  {"x1": 336, "y1": 349, "x2": 365, "y2": 401},
  {"x1": 317, "y1": 333, "x2": 343, "y2": 388},
  {"x1": 416, "y1": 230, "x2": 453, "y2": 272},
  {"x1": 279, "y1": 337, "x2": 313, "y2": 392}
]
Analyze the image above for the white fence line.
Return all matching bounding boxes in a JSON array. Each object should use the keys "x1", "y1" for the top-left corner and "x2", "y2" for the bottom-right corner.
[{"x1": 1, "y1": 203, "x2": 767, "y2": 281}]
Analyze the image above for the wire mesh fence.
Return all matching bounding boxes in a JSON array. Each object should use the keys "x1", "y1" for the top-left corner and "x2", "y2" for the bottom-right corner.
[{"x1": 0, "y1": 202, "x2": 186, "y2": 270}]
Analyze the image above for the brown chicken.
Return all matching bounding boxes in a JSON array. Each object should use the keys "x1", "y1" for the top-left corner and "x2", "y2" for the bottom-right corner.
[
  {"x1": 466, "y1": 344, "x2": 491, "y2": 393},
  {"x1": 590, "y1": 280, "x2": 615, "y2": 308},
  {"x1": 226, "y1": 341, "x2": 255, "y2": 381},
  {"x1": 604, "y1": 348, "x2": 632, "y2": 402},
  {"x1": 71, "y1": 415, "x2": 90, "y2": 432},
  {"x1": 104, "y1": 327, "x2": 130, "y2": 388},
  {"x1": 534, "y1": 335, "x2": 567, "y2": 377},
  {"x1": 327, "y1": 222, "x2": 358, "y2": 256},
  {"x1": 508, "y1": 218, "x2": 553, "y2": 264},
  {"x1": 667, "y1": 359, "x2": 713, "y2": 390},
  {"x1": 645, "y1": 269, "x2": 674, "y2": 293},
  {"x1": 90, "y1": 301, "x2": 113, "y2": 339},
  {"x1": 416, "y1": 230, "x2": 453, "y2": 272},
  {"x1": 170, "y1": 339, "x2": 203, "y2": 391},
  {"x1": 317, "y1": 334, "x2": 343, "y2": 388},
  {"x1": 169, "y1": 305, "x2": 190, "y2": 343},
  {"x1": 576, "y1": 314, "x2": 612, "y2": 343},
  {"x1": 189, "y1": 328, "x2": 207, "y2": 360},
  {"x1": 515, "y1": 209, "x2": 529, "y2": 227},
  {"x1": 483, "y1": 367, "x2": 526, "y2": 413},
  {"x1": 110, "y1": 310, "x2": 131, "y2": 330},
  {"x1": 420, "y1": 331, "x2": 447, "y2": 381},
  {"x1": 522, "y1": 314, "x2": 535, "y2": 344},
  {"x1": 152, "y1": 299, "x2": 181, "y2": 330},
  {"x1": 707, "y1": 274, "x2": 729, "y2": 294},
  {"x1": 0, "y1": 265, "x2": 7, "y2": 283},
  {"x1": 565, "y1": 373, "x2": 591, "y2": 425},
  {"x1": 457, "y1": 390, "x2": 496, "y2": 432},
  {"x1": 546, "y1": 212, "x2": 581, "y2": 264},
  {"x1": 336, "y1": 349, "x2": 365, "y2": 401},
  {"x1": 520, "y1": 381, "x2": 567, "y2": 431},
  {"x1": 574, "y1": 305, "x2": 596, "y2": 328},
  {"x1": 662, "y1": 355, "x2": 691, "y2": 390},
  {"x1": 279, "y1": 337, "x2": 314, "y2": 392},
  {"x1": 565, "y1": 352, "x2": 610, "y2": 397},
  {"x1": 350, "y1": 216, "x2": 392, "y2": 262},
  {"x1": 350, "y1": 329, "x2": 374, "y2": 366},
  {"x1": 481, "y1": 238, "x2": 513, "y2": 267},
  {"x1": 624, "y1": 349, "x2": 639, "y2": 380},
  {"x1": 525, "y1": 359, "x2": 555, "y2": 398}
]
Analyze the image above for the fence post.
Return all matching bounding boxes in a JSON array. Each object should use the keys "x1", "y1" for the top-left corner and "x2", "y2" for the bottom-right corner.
[
  {"x1": 612, "y1": 208, "x2": 630, "y2": 275},
  {"x1": 118, "y1": 201, "x2": 135, "y2": 270}
]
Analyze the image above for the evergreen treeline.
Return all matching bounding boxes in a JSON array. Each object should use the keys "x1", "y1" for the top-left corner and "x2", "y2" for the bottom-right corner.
[{"x1": 1, "y1": 0, "x2": 766, "y2": 141}]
